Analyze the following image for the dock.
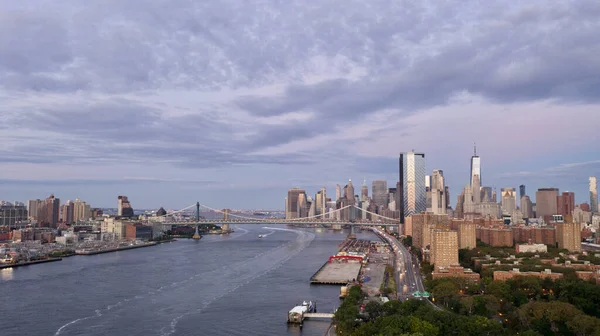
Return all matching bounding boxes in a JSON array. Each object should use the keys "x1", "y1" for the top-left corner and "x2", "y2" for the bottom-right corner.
[
  {"x1": 0, "y1": 258, "x2": 62, "y2": 269},
  {"x1": 303, "y1": 313, "x2": 334, "y2": 320},
  {"x1": 75, "y1": 242, "x2": 157, "y2": 255},
  {"x1": 310, "y1": 262, "x2": 362, "y2": 284}
]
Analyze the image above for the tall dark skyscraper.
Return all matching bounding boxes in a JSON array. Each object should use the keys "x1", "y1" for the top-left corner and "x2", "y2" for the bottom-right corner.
[
  {"x1": 399, "y1": 151, "x2": 426, "y2": 223},
  {"x1": 519, "y1": 185, "x2": 526, "y2": 198}
]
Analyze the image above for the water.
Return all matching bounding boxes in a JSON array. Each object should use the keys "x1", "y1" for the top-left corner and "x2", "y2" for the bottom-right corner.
[{"x1": 0, "y1": 225, "x2": 378, "y2": 336}]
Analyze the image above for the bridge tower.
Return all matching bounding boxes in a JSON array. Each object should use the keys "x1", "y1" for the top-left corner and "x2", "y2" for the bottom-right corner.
[
  {"x1": 192, "y1": 201, "x2": 201, "y2": 240},
  {"x1": 221, "y1": 223, "x2": 230, "y2": 233}
]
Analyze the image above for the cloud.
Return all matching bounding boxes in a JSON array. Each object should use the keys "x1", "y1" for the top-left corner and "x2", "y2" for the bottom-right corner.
[
  {"x1": 0, "y1": 0, "x2": 599, "y2": 208},
  {"x1": 498, "y1": 160, "x2": 600, "y2": 179}
]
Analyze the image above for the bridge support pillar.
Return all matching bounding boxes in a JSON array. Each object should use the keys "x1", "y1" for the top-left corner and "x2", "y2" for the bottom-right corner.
[
  {"x1": 350, "y1": 225, "x2": 355, "y2": 235},
  {"x1": 192, "y1": 223, "x2": 201, "y2": 240},
  {"x1": 221, "y1": 223, "x2": 230, "y2": 233}
]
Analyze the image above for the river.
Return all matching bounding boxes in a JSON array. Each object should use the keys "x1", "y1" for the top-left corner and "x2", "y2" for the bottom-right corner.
[{"x1": 0, "y1": 225, "x2": 378, "y2": 336}]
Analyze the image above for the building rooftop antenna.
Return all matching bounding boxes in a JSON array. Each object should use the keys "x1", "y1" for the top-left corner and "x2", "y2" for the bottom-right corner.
[{"x1": 474, "y1": 142, "x2": 477, "y2": 156}]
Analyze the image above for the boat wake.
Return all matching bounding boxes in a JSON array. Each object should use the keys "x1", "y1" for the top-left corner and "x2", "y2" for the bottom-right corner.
[
  {"x1": 160, "y1": 228, "x2": 315, "y2": 336},
  {"x1": 54, "y1": 228, "x2": 315, "y2": 336}
]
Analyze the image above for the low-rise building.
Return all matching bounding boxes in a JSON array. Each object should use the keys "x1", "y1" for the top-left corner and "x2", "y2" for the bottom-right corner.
[
  {"x1": 516, "y1": 243, "x2": 548, "y2": 254},
  {"x1": 432, "y1": 265, "x2": 480, "y2": 282},
  {"x1": 493, "y1": 268, "x2": 563, "y2": 281}
]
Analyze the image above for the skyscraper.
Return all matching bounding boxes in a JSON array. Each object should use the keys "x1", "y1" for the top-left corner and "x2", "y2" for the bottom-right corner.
[
  {"x1": 361, "y1": 179, "x2": 368, "y2": 202},
  {"x1": 335, "y1": 184, "x2": 342, "y2": 201},
  {"x1": 344, "y1": 179, "x2": 355, "y2": 203},
  {"x1": 519, "y1": 185, "x2": 526, "y2": 199},
  {"x1": 286, "y1": 188, "x2": 305, "y2": 219},
  {"x1": 372, "y1": 180, "x2": 388, "y2": 210},
  {"x1": 472, "y1": 174, "x2": 481, "y2": 204},
  {"x1": 117, "y1": 196, "x2": 134, "y2": 218},
  {"x1": 557, "y1": 191, "x2": 575, "y2": 218},
  {"x1": 428, "y1": 170, "x2": 446, "y2": 214},
  {"x1": 38, "y1": 194, "x2": 60, "y2": 228},
  {"x1": 400, "y1": 151, "x2": 426, "y2": 222},
  {"x1": 62, "y1": 200, "x2": 74, "y2": 224},
  {"x1": 535, "y1": 188, "x2": 559, "y2": 221},
  {"x1": 501, "y1": 188, "x2": 517, "y2": 215},
  {"x1": 590, "y1": 177, "x2": 598, "y2": 213},
  {"x1": 470, "y1": 144, "x2": 481, "y2": 187}
]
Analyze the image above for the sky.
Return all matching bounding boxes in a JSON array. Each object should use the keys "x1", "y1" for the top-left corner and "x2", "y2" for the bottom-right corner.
[{"x1": 1, "y1": 0, "x2": 599, "y2": 210}]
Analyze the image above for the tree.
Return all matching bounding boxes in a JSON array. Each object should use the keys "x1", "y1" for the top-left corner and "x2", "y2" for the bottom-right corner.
[
  {"x1": 566, "y1": 314, "x2": 600, "y2": 336},
  {"x1": 409, "y1": 316, "x2": 439, "y2": 336},
  {"x1": 432, "y1": 281, "x2": 459, "y2": 308},
  {"x1": 365, "y1": 301, "x2": 383, "y2": 322}
]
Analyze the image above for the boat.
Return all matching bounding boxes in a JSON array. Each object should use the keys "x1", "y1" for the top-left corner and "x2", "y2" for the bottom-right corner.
[
  {"x1": 258, "y1": 234, "x2": 263, "y2": 238},
  {"x1": 287, "y1": 301, "x2": 317, "y2": 324}
]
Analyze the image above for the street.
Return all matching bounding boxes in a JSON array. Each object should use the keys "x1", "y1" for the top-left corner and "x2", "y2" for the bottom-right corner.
[{"x1": 368, "y1": 227, "x2": 441, "y2": 310}]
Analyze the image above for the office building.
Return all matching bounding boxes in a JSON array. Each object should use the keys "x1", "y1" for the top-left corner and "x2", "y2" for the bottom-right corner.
[
  {"x1": 344, "y1": 179, "x2": 355, "y2": 203},
  {"x1": 591, "y1": 177, "x2": 598, "y2": 213},
  {"x1": 371, "y1": 180, "x2": 388, "y2": 210},
  {"x1": 427, "y1": 169, "x2": 447, "y2": 215},
  {"x1": 557, "y1": 192, "x2": 575, "y2": 218},
  {"x1": 535, "y1": 188, "x2": 559, "y2": 221},
  {"x1": 470, "y1": 145, "x2": 481, "y2": 187},
  {"x1": 335, "y1": 184, "x2": 342, "y2": 202},
  {"x1": 480, "y1": 187, "x2": 492, "y2": 202},
  {"x1": 501, "y1": 188, "x2": 517, "y2": 215},
  {"x1": 400, "y1": 151, "x2": 426, "y2": 223},
  {"x1": 472, "y1": 174, "x2": 481, "y2": 204},
  {"x1": 520, "y1": 195, "x2": 533, "y2": 219},
  {"x1": 298, "y1": 192, "x2": 308, "y2": 218},
  {"x1": 117, "y1": 196, "x2": 134, "y2": 218},
  {"x1": 315, "y1": 188, "x2": 326, "y2": 216},
  {"x1": 361, "y1": 180, "x2": 368, "y2": 202},
  {"x1": 286, "y1": 188, "x2": 305, "y2": 219},
  {"x1": 0, "y1": 202, "x2": 28, "y2": 227},
  {"x1": 519, "y1": 185, "x2": 526, "y2": 199}
]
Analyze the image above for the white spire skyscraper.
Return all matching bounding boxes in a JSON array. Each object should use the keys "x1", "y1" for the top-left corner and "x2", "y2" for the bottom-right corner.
[
  {"x1": 470, "y1": 143, "x2": 481, "y2": 187},
  {"x1": 590, "y1": 177, "x2": 598, "y2": 213}
]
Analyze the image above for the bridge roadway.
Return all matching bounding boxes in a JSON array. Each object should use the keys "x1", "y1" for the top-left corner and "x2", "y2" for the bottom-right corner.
[{"x1": 159, "y1": 220, "x2": 399, "y2": 226}]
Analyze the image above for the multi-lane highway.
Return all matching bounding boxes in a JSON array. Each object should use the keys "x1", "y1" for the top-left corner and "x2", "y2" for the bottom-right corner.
[{"x1": 368, "y1": 227, "x2": 440, "y2": 310}]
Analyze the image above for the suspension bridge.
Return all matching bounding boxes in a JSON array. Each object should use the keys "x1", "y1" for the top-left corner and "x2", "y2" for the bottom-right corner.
[{"x1": 150, "y1": 202, "x2": 401, "y2": 239}]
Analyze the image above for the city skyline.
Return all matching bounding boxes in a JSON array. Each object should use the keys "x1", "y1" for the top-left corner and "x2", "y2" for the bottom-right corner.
[{"x1": 1, "y1": 1, "x2": 599, "y2": 209}]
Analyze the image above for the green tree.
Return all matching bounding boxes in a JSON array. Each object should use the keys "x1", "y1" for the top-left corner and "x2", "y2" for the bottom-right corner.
[
  {"x1": 432, "y1": 281, "x2": 459, "y2": 308},
  {"x1": 365, "y1": 301, "x2": 383, "y2": 322},
  {"x1": 409, "y1": 316, "x2": 439, "y2": 336},
  {"x1": 566, "y1": 314, "x2": 600, "y2": 336}
]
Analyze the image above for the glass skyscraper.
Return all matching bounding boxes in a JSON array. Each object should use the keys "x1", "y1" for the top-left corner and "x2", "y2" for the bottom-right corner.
[
  {"x1": 470, "y1": 154, "x2": 481, "y2": 187},
  {"x1": 399, "y1": 152, "x2": 426, "y2": 222}
]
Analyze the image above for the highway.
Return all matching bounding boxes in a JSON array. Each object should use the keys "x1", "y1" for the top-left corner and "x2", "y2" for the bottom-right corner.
[{"x1": 368, "y1": 227, "x2": 441, "y2": 310}]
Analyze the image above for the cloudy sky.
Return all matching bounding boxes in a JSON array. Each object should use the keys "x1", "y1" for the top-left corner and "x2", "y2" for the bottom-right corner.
[{"x1": 1, "y1": 0, "x2": 599, "y2": 210}]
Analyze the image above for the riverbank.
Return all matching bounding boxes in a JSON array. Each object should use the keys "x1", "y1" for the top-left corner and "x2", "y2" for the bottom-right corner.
[
  {"x1": 75, "y1": 242, "x2": 158, "y2": 255},
  {"x1": 0, "y1": 257, "x2": 62, "y2": 269}
]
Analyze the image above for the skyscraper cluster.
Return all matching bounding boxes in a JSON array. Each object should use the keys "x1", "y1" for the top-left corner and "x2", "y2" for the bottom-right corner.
[
  {"x1": 285, "y1": 147, "x2": 598, "y2": 233},
  {"x1": 25, "y1": 194, "x2": 94, "y2": 227}
]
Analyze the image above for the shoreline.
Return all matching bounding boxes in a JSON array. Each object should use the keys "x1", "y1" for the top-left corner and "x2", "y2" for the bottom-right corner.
[
  {"x1": 0, "y1": 257, "x2": 62, "y2": 269},
  {"x1": 75, "y1": 242, "x2": 158, "y2": 255}
]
